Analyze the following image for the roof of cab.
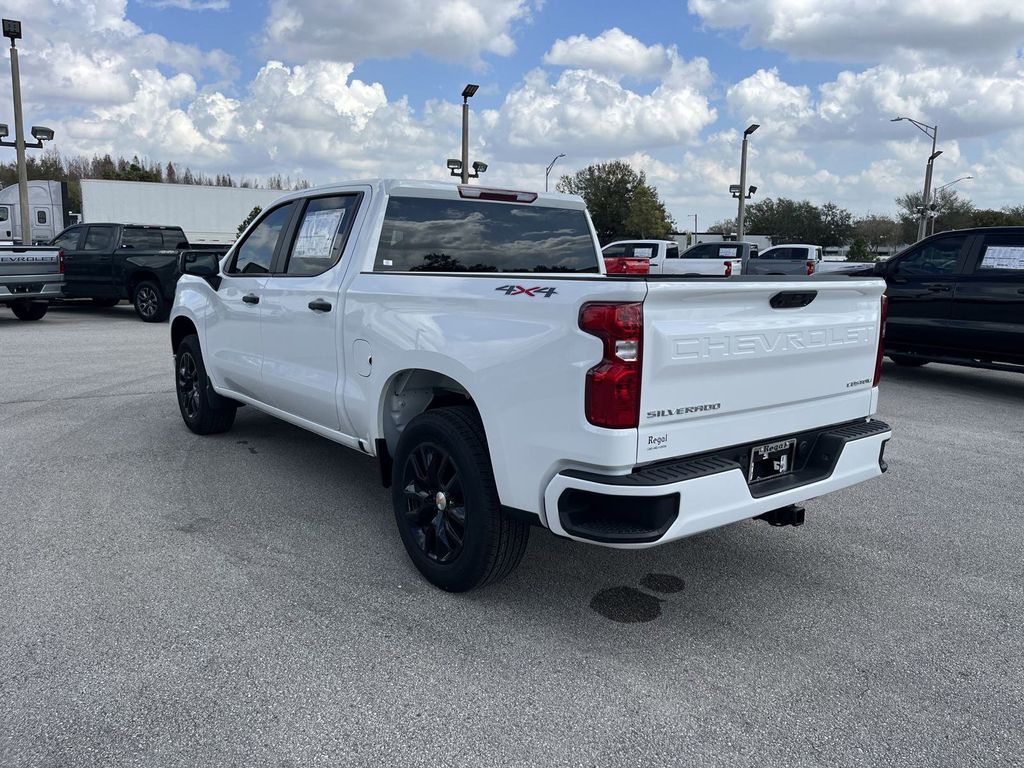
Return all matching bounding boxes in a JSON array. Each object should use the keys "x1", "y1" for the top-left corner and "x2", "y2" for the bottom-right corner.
[{"x1": 265, "y1": 179, "x2": 588, "y2": 210}]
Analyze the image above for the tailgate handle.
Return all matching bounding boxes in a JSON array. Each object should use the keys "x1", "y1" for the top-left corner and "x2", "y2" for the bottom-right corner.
[{"x1": 770, "y1": 291, "x2": 817, "y2": 309}]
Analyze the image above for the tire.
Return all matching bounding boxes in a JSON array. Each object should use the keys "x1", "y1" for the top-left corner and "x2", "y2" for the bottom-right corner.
[
  {"x1": 92, "y1": 298, "x2": 120, "y2": 308},
  {"x1": 391, "y1": 405, "x2": 529, "y2": 592},
  {"x1": 888, "y1": 354, "x2": 929, "y2": 367},
  {"x1": 174, "y1": 334, "x2": 236, "y2": 435},
  {"x1": 10, "y1": 300, "x2": 48, "y2": 321},
  {"x1": 133, "y1": 281, "x2": 169, "y2": 322}
]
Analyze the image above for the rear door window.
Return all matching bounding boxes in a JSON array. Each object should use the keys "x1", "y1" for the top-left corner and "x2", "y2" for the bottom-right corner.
[
  {"x1": 666, "y1": 243, "x2": 680, "y2": 259},
  {"x1": 121, "y1": 228, "x2": 165, "y2": 249},
  {"x1": 162, "y1": 230, "x2": 189, "y2": 249},
  {"x1": 0, "y1": 207, "x2": 8, "y2": 222},
  {"x1": 227, "y1": 203, "x2": 296, "y2": 275},
  {"x1": 374, "y1": 197, "x2": 599, "y2": 273},
  {"x1": 83, "y1": 225, "x2": 116, "y2": 251},
  {"x1": 683, "y1": 244, "x2": 716, "y2": 259},
  {"x1": 973, "y1": 233, "x2": 1024, "y2": 274}
]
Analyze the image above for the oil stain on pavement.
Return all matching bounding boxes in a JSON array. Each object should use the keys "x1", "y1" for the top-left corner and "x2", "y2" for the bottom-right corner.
[{"x1": 589, "y1": 574, "x2": 686, "y2": 623}]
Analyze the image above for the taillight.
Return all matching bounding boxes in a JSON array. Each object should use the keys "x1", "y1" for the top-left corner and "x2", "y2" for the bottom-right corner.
[
  {"x1": 604, "y1": 257, "x2": 649, "y2": 275},
  {"x1": 58, "y1": 249, "x2": 64, "y2": 274},
  {"x1": 724, "y1": 260, "x2": 733, "y2": 277},
  {"x1": 806, "y1": 260, "x2": 815, "y2": 276},
  {"x1": 873, "y1": 294, "x2": 887, "y2": 386},
  {"x1": 579, "y1": 302, "x2": 643, "y2": 429}
]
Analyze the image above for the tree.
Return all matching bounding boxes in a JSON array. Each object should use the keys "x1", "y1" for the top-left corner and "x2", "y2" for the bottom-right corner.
[
  {"x1": 237, "y1": 205, "x2": 262, "y2": 236},
  {"x1": 706, "y1": 218, "x2": 736, "y2": 234},
  {"x1": 625, "y1": 183, "x2": 674, "y2": 239},
  {"x1": 853, "y1": 215, "x2": 901, "y2": 255},
  {"x1": 896, "y1": 188, "x2": 974, "y2": 240},
  {"x1": 818, "y1": 202, "x2": 854, "y2": 249},
  {"x1": 557, "y1": 161, "x2": 673, "y2": 242},
  {"x1": 846, "y1": 236, "x2": 874, "y2": 262}
]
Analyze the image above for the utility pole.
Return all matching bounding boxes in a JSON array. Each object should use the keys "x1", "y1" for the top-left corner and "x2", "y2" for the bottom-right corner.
[
  {"x1": 735, "y1": 123, "x2": 759, "y2": 240},
  {"x1": 4, "y1": 20, "x2": 29, "y2": 245}
]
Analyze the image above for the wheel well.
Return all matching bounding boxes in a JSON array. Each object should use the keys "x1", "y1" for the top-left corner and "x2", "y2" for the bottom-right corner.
[
  {"x1": 171, "y1": 316, "x2": 197, "y2": 353},
  {"x1": 127, "y1": 270, "x2": 159, "y2": 296},
  {"x1": 378, "y1": 369, "x2": 478, "y2": 478}
]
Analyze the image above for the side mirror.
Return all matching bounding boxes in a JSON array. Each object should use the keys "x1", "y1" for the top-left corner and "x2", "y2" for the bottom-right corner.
[{"x1": 179, "y1": 250, "x2": 222, "y2": 288}]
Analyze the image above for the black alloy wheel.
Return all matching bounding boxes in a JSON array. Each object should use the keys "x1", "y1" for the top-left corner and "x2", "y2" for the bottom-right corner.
[
  {"x1": 177, "y1": 350, "x2": 201, "y2": 421},
  {"x1": 173, "y1": 334, "x2": 236, "y2": 434},
  {"x1": 401, "y1": 442, "x2": 468, "y2": 564},
  {"x1": 390, "y1": 406, "x2": 529, "y2": 592}
]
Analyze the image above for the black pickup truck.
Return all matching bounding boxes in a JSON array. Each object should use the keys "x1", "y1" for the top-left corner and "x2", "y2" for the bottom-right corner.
[
  {"x1": 51, "y1": 223, "x2": 227, "y2": 322},
  {"x1": 843, "y1": 227, "x2": 1024, "y2": 373}
]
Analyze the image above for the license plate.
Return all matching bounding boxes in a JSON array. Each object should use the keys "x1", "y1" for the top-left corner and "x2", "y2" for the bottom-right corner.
[{"x1": 748, "y1": 439, "x2": 797, "y2": 483}]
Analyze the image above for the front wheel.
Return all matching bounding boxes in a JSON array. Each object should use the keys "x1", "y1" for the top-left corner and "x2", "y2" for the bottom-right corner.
[
  {"x1": 10, "y1": 300, "x2": 48, "y2": 321},
  {"x1": 133, "y1": 281, "x2": 169, "y2": 322},
  {"x1": 391, "y1": 406, "x2": 529, "y2": 592},
  {"x1": 175, "y1": 334, "x2": 236, "y2": 435}
]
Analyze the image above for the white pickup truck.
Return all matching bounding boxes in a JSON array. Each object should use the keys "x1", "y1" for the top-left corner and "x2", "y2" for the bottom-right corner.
[
  {"x1": 602, "y1": 239, "x2": 750, "y2": 276},
  {"x1": 171, "y1": 180, "x2": 892, "y2": 592}
]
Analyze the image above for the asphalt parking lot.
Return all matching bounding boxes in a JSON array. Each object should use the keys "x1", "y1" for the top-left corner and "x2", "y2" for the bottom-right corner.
[{"x1": 2, "y1": 303, "x2": 1022, "y2": 767}]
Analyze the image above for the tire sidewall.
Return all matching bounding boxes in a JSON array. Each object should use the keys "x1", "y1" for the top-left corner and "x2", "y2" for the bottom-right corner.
[
  {"x1": 11, "y1": 300, "x2": 47, "y2": 321},
  {"x1": 134, "y1": 281, "x2": 166, "y2": 322},
  {"x1": 391, "y1": 413, "x2": 498, "y2": 591},
  {"x1": 175, "y1": 336, "x2": 210, "y2": 428}
]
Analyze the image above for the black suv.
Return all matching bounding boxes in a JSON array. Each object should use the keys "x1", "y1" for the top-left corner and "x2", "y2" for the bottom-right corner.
[{"x1": 859, "y1": 227, "x2": 1024, "y2": 373}]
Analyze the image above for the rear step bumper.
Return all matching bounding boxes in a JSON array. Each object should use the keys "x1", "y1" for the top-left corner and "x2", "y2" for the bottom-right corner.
[{"x1": 544, "y1": 419, "x2": 891, "y2": 547}]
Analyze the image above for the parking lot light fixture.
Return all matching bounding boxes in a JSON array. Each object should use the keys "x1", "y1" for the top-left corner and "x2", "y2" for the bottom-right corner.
[
  {"x1": 892, "y1": 116, "x2": 939, "y2": 242},
  {"x1": 458, "y1": 83, "x2": 480, "y2": 184},
  {"x1": 545, "y1": 153, "x2": 565, "y2": 192},
  {"x1": 736, "y1": 124, "x2": 759, "y2": 240}
]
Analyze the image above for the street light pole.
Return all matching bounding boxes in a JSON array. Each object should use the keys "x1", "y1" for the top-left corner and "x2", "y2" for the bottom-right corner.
[
  {"x1": 544, "y1": 153, "x2": 565, "y2": 192},
  {"x1": 459, "y1": 84, "x2": 479, "y2": 185},
  {"x1": 736, "y1": 123, "x2": 759, "y2": 240},
  {"x1": 691, "y1": 213, "x2": 697, "y2": 234},
  {"x1": 891, "y1": 116, "x2": 939, "y2": 242},
  {"x1": 4, "y1": 20, "x2": 29, "y2": 245}
]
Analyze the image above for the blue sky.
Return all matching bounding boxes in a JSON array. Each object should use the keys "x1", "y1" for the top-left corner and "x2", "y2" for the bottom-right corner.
[{"x1": 4, "y1": 0, "x2": 1024, "y2": 226}]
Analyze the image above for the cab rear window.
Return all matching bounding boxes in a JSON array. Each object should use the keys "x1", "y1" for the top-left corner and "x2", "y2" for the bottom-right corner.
[{"x1": 374, "y1": 197, "x2": 599, "y2": 273}]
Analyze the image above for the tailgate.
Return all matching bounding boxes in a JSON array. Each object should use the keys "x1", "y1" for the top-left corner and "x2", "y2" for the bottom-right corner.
[
  {"x1": 0, "y1": 249, "x2": 61, "y2": 276},
  {"x1": 638, "y1": 277, "x2": 885, "y2": 463}
]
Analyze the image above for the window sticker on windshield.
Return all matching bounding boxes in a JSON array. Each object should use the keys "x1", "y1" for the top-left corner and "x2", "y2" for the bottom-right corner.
[
  {"x1": 294, "y1": 209, "x2": 345, "y2": 258},
  {"x1": 720, "y1": 247, "x2": 738, "y2": 258},
  {"x1": 981, "y1": 246, "x2": 1024, "y2": 271},
  {"x1": 633, "y1": 247, "x2": 653, "y2": 258}
]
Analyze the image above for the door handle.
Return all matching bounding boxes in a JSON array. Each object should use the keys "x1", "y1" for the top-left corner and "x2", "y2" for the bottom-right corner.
[
  {"x1": 925, "y1": 284, "x2": 950, "y2": 292},
  {"x1": 242, "y1": 293, "x2": 260, "y2": 304},
  {"x1": 308, "y1": 299, "x2": 333, "y2": 312}
]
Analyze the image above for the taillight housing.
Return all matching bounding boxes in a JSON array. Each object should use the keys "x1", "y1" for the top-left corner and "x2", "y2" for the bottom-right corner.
[
  {"x1": 724, "y1": 260, "x2": 733, "y2": 277},
  {"x1": 873, "y1": 294, "x2": 887, "y2": 386},
  {"x1": 604, "y1": 257, "x2": 650, "y2": 275},
  {"x1": 58, "y1": 249, "x2": 65, "y2": 274},
  {"x1": 579, "y1": 302, "x2": 643, "y2": 429},
  {"x1": 806, "y1": 260, "x2": 816, "y2": 276}
]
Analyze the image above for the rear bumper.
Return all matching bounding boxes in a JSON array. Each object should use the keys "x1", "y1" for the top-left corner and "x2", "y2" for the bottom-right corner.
[
  {"x1": 0, "y1": 275, "x2": 64, "y2": 302},
  {"x1": 543, "y1": 419, "x2": 891, "y2": 548}
]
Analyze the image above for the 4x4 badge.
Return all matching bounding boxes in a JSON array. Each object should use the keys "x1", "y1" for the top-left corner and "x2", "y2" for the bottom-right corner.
[{"x1": 495, "y1": 285, "x2": 557, "y2": 298}]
